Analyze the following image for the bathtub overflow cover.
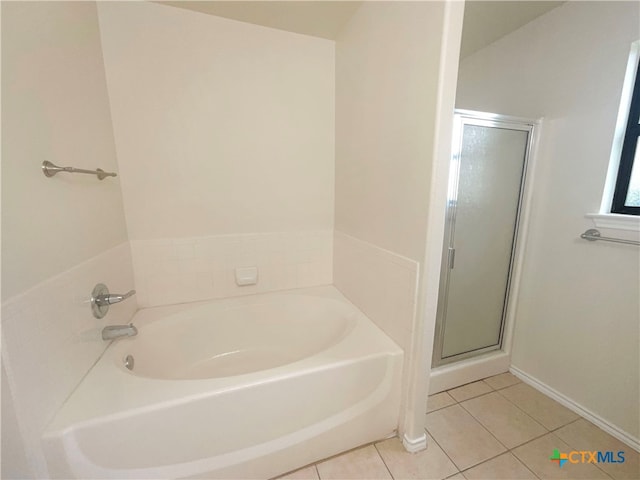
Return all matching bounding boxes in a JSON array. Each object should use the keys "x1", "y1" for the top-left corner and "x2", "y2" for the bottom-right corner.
[{"x1": 124, "y1": 354, "x2": 134, "y2": 371}]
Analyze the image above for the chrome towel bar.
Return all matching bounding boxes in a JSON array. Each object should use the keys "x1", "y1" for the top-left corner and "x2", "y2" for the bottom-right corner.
[
  {"x1": 580, "y1": 228, "x2": 640, "y2": 246},
  {"x1": 42, "y1": 160, "x2": 117, "y2": 180}
]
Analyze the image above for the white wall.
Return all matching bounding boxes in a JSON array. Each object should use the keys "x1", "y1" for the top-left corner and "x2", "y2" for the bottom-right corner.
[
  {"x1": 334, "y1": 1, "x2": 453, "y2": 446},
  {"x1": 1, "y1": 3, "x2": 136, "y2": 476},
  {"x1": 457, "y1": 1, "x2": 640, "y2": 443},
  {"x1": 1, "y1": 2, "x2": 129, "y2": 300},
  {"x1": 335, "y1": 1, "x2": 444, "y2": 261},
  {"x1": 97, "y1": 1, "x2": 335, "y2": 241},
  {"x1": 96, "y1": 2, "x2": 335, "y2": 307}
]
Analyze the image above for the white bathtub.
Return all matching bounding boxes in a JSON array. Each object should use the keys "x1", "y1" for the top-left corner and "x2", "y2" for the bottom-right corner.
[{"x1": 42, "y1": 286, "x2": 403, "y2": 479}]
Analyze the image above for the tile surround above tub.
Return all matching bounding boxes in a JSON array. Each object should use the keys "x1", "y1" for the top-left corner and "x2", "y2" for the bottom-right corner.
[
  {"x1": 130, "y1": 230, "x2": 333, "y2": 308},
  {"x1": 332, "y1": 230, "x2": 419, "y2": 352}
]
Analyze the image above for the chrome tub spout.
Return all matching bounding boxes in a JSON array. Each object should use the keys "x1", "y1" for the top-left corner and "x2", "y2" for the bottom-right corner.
[{"x1": 102, "y1": 323, "x2": 138, "y2": 341}]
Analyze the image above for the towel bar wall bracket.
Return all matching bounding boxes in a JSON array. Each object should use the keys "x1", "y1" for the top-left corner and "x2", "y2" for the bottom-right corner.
[
  {"x1": 42, "y1": 160, "x2": 117, "y2": 180},
  {"x1": 580, "y1": 228, "x2": 640, "y2": 246}
]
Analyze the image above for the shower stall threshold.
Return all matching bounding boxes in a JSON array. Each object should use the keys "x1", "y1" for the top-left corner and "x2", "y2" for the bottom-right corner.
[{"x1": 429, "y1": 350, "x2": 510, "y2": 394}]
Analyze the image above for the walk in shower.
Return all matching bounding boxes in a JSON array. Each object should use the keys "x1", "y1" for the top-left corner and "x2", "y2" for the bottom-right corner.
[{"x1": 432, "y1": 110, "x2": 536, "y2": 368}]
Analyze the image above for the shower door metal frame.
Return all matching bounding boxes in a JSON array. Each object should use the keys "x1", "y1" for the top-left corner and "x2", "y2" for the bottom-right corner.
[{"x1": 432, "y1": 109, "x2": 538, "y2": 367}]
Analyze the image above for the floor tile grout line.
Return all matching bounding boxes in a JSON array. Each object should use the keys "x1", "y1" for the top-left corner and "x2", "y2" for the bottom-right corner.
[
  {"x1": 457, "y1": 396, "x2": 550, "y2": 452},
  {"x1": 493, "y1": 383, "x2": 579, "y2": 431},
  {"x1": 508, "y1": 432, "x2": 579, "y2": 480},
  {"x1": 372, "y1": 441, "x2": 395, "y2": 480},
  {"x1": 426, "y1": 402, "x2": 457, "y2": 415},
  {"x1": 549, "y1": 416, "x2": 581, "y2": 433},
  {"x1": 459, "y1": 449, "x2": 541, "y2": 480},
  {"x1": 509, "y1": 437, "x2": 621, "y2": 480},
  {"x1": 508, "y1": 454, "x2": 542, "y2": 480},
  {"x1": 440, "y1": 374, "x2": 592, "y2": 476},
  {"x1": 444, "y1": 473, "x2": 464, "y2": 480},
  {"x1": 486, "y1": 382, "x2": 524, "y2": 392},
  {"x1": 424, "y1": 426, "x2": 464, "y2": 474},
  {"x1": 514, "y1": 457, "x2": 542, "y2": 480},
  {"x1": 546, "y1": 417, "x2": 633, "y2": 480},
  {"x1": 437, "y1": 373, "x2": 618, "y2": 479},
  {"x1": 450, "y1": 399, "x2": 510, "y2": 456},
  {"x1": 427, "y1": 405, "x2": 519, "y2": 474},
  {"x1": 458, "y1": 450, "x2": 512, "y2": 475},
  {"x1": 314, "y1": 428, "x2": 545, "y2": 480},
  {"x1": 593, "y1": 461, "x2": 616, "y2": 480},
  {"x1": 425, "y1": 390, "x2": 457, "y2": 412},
  {"x1": 546, "y1": 415, "x2": 637, "y2": 478},
  {"x1": 458, "y1": 389, "x2": 550, "y2": 445},
  {"x1": 438, "y1": 373, "x2": 623, "y2": 480},
  {"x1": 427, "y1": 375, "x2": 526, "y2": 473},
  {"x1": 443, "y1": 375, "x2": 547, "y2": 479},
  {"x1": 482, "y1": 372, "x2": 523, "y2": 391},
  {"x1": 445, "y1": 430, "x2": 544, "y2": 480},
  {"x1": 507, "y1": 428, "x2": 559, "y2": 454},
  {"x1": 441, "y1": 375, "x2": 521, "y2": 403},
  {"x1": 271, "y1": 461, "x2": 319, "y2": 480},
  {"x1": 289, "y1": 432, "x2": 552, "y2": 480},
  {"x1": 312, "y1": 439, "x2": 385, "y2": 479},
  {"x1": 285, "y1": 414, "x2": 622, "y2": 480},
  {"x1": 449, "y1": 389, "x2": 495, "y2": 404},
  {"x1": 505, "y1": 431, "x2": 552, "y2": 479},
  {"x1": 447, "y1": 381, "x2": 494, "y2": 403}
]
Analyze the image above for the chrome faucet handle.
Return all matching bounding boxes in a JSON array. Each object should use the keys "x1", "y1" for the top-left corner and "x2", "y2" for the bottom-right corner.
[
  {"x1": 97, "y1": 289, "x2": 136, "y2": 305},
  {"x1": 91, "y1": 284, "x2": 136, "y2": 319}
]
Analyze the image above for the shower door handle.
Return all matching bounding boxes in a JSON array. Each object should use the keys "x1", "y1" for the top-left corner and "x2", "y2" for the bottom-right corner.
[{"x1": 448, "y1": 247, "x2": 455, "y2": 270}]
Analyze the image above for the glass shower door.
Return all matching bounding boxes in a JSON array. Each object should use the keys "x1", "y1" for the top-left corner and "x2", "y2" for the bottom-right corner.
[{"x1": 434, "y1": 112, "x2": 533, "y2": 364}]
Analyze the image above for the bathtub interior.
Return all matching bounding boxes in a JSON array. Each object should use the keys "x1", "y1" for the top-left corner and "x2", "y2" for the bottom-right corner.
[{"x1": 113, "y1": 294, "x2": 358, "y2": 380}]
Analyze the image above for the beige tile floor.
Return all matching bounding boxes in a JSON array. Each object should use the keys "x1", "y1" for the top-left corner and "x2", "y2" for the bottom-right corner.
[{"x1": 276, "y1": 372, "x2": 639, "y2": 480}]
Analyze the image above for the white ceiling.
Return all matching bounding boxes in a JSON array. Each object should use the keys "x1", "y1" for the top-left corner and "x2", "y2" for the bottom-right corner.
[{"x1": 157, "y1": 1, "x2": 564, "y2": 57}]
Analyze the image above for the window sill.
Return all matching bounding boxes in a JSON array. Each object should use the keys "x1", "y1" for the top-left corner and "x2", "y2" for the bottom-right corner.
[{"x1": 586, "y1": 213, "x2": 640, "y2": 232}]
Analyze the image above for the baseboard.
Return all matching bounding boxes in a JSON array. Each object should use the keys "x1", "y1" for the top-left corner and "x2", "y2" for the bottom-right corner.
[
  {"x1": 510, "y1": 366, "x2": 640, "y2": 453},
  {"x1": 429, "y1": 351, "x2": 510, "y2": 394},
  {"x1": 402, "y1": 432, "x2": 427, "y2": 453}
]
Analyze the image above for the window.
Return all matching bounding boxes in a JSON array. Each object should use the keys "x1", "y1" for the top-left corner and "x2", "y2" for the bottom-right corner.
[{"x1": 611, "y1": 55, "x2": 640, "y2": 215}]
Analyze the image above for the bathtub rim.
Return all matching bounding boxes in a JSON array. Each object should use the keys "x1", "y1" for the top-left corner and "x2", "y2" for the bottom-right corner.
[{"x1": 43, "y1": 285, "x2": 403, "y2": 435}]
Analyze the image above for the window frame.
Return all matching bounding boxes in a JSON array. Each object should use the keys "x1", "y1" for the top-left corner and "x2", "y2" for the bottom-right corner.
[{"x1": 611, "y1": 56, "x2": 640, "y2": 215}]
